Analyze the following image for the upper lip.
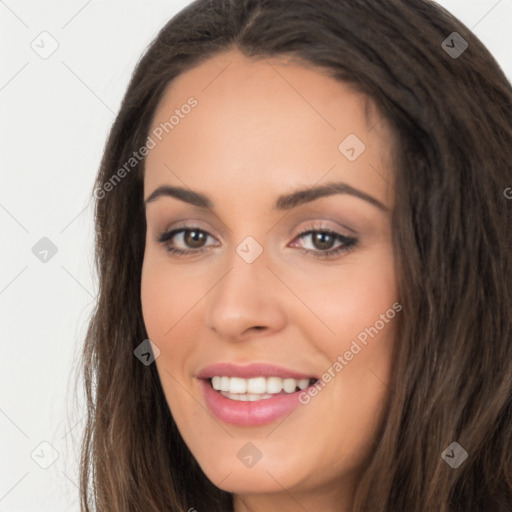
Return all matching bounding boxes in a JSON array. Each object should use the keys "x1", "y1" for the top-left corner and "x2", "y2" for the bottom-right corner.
[{"x1": 197, "y1": 362, "x2": 318, "y2": 380}]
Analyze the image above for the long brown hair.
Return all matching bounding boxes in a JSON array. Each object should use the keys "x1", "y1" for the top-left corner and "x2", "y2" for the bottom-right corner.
[{"x1": 79, "y1": 0, "x2": 512, "y2": 510}]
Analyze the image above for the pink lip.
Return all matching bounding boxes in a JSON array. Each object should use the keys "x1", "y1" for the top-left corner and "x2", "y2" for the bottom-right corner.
[
  {"x1": 199, "y1": 379, "x2": 313, "y2": 426},
  {"x1": 197, "y1": 362, "x2": 317, "y2": 380},
  {"x1": 196, "y1": 362, "x2": 318, "y2": 426}
]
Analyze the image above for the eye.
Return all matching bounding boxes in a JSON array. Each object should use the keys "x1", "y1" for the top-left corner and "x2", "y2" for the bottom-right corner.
[
  {"x1": 291, "y1": 227, "x2": 358, "y2": 259},
  {"x1": 156, "y1": 227, "x2": 217, "y2": 256},
  {"x1": 155, "y1": 225, "x2": 358, "y2": 259}
]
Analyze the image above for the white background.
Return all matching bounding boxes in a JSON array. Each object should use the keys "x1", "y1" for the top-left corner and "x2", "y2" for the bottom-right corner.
[{"x1": 0, "y1": 1, "x2": 511, "y2": 510}]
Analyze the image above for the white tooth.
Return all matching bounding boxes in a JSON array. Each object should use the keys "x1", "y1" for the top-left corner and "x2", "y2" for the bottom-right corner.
[
  {"x1": 213, "y1": 375, "x2": 312, "y2": 395},
  {"x1": 222, "y1": 391, "x2": 274, "y2": 401},
  {"x1": 247, "y1": 377, "x2": 267, "y2": 394},
  {"x1": 283, "y1": 378, "x2": 298, "y2": 393},
  {"x1": 220, "y1": 376, "x2": 230, "y2": 392},
  {"x1": 211, "y1": 376, "x2": 222, "y2": 390},
  {"x1": 298, "y1": 378, "x2": 310, "y2": 390},
  {"x1": 266, "y1": 377, "x2": 283, "y2": 393},
  {"x1": 229, "y1": 377, "x2": 247, "y2": 394}
]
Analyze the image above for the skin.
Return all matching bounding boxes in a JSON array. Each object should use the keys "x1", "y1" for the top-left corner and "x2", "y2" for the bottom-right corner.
[{"x1": 141, "y1": 48, "x2": 399, "y2": 512}]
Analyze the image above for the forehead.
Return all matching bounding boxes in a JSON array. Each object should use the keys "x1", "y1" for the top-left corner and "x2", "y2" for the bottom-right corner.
[{"x1": 144, "y1": 49, "x2": 394, "y2": 210}]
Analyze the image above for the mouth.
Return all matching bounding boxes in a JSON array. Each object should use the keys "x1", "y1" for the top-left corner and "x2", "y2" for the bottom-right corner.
[
  {"x1": 197, "y1": 363, "x2": 320, "y2": 426},
  {"x1": 206, "y1": 375, "x2": 319, "y2": 402}
]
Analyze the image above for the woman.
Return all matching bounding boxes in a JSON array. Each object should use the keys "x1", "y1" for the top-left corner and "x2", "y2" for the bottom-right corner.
[{"x1": 80, "y1": 0, "x2": 512, "y2": 510}]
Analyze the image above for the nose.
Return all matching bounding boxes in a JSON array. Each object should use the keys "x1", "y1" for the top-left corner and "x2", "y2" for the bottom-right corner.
[{"x1": 203, "y1": 244, "x2": 288, "y2": 341}]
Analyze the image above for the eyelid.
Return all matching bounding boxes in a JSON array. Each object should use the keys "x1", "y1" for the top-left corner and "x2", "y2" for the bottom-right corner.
[
  {"x1": 155, "y1": 226, "x2": 219, "y2": 246},
  {"x1": 158, "y1": 219, "x2": 221, "y2": 240},
  {"x1": 156, "y1": 219, "x2": 355, "y2": 243},
  {"x1": 289, "y1": 218, "x2": 357, "y2": 240}
]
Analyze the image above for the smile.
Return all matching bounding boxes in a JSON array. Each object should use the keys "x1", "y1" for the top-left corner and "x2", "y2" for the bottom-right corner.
[
  {"x1": 197, "y1": 363, "x2": 320, "y2": 425},
  {"x1": 210, "y1": 375, "x2": 316, "y2": 400}
]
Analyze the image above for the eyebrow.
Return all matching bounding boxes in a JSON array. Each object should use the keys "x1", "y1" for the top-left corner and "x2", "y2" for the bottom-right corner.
[{"x1": 144, "y1": 181, "x2": 388, "y2": 212}]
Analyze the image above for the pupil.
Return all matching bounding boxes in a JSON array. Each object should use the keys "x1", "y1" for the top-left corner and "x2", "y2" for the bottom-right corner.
[{"x1": 314, "y1": 232, "x2": 334, "y2": 250}]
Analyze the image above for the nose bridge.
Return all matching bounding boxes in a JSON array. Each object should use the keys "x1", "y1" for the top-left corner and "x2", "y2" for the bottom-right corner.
[
  {"x1": 220, "y1": 232, "x2": 269, "y2": 293},
  {"x1": 203, "y1": 234, "x2": 287, "y2": 339}
]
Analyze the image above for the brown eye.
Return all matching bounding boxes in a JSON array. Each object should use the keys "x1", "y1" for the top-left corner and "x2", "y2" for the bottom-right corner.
[
  {"x1": 311, "y1": 232, "x2": 336, "y2": 251},
  {"x1": 291, "y1": 228, "x2": 358, "y2": 259},
  {"x1": 184, "y1": 229, "x2": 207, "y2": 248},
  {"x1": 156, "y1": 227, "x2": 216, "y2": 256}
]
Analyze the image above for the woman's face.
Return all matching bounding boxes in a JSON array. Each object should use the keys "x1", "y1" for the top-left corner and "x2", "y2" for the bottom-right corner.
[{"x1": 141, "y1": 49, "x2": 399, "y2": 511}]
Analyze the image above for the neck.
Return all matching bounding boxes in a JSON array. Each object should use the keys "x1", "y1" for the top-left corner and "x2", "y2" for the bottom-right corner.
[{"x1": 233, "y1": 479, "x2": 356, "y2": 512}]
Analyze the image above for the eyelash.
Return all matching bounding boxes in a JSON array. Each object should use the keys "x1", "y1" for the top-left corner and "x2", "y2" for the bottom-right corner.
[{"x1": 155, "y1": 224, "x2": 358, "y2": 259}]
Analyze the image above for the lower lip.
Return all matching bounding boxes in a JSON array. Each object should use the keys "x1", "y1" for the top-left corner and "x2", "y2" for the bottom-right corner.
[{"x1": 200, "y1": 379, "x2": 307, "y2": 426}]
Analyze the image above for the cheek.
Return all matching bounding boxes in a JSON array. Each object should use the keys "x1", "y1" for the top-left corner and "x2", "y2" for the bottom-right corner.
[
  {"x1": 274, "y1": 243, "x2": 398, "y2": 353},
  {"x1": 140, "y1": 251, "x2": 204, "y2": 342},
  {"x1": 140, "y1": 258, "x2": 202, "y2": 420},
  {"x1": 140, "y1": 251, "x2": 211, "y2": 410}
]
